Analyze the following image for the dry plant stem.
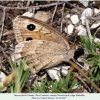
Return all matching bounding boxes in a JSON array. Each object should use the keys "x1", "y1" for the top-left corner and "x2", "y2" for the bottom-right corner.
[
  {"x1": 75, "y1": 73, "x2": 88, "y2": 87},
  {"x1": 0, "y1": 2, "x2": 64, "y2": 10},
  {"x1": 0, "y1": 65, "x2": 6, "y2": 71},
  {"x1": 51, "y1": 0, "x2": 59, "y2": 25},
  {"x1": 60, "y1": 3, "x2": 65, "y2": 33},
  {"x1": 0, "y1": 7, "x2": 6, "y2": 41},
  {"x1": 86, "y1": 16, "x2": 100, "y2": 21},
  {"x1": 75, "y1": 61, "x2": 87, "y2": 71},
  {"x1": 26, "y1": 0, "x2": 31, "y2": 7},
  {"x1": 85, "y1": 18, "x2": 92, "y2": 44},
  {"x1": 3, "y1": 30, "x2": 14, "y2": 36},
  {"x1": 32, "y1": 7, "x2": 36, "y2": 17},
  {"x1": 74, "y1": 73, "x2": 91, "y2": 91},
  {"x1": 0, "y1": 45, "x2": 10, "y2": 60},
  {"x1": 65, "y1": 2, "x2": 84, "y2": 11},
  {"x1": 65, "y1": 59, "x2": 100, "y2": 93}
]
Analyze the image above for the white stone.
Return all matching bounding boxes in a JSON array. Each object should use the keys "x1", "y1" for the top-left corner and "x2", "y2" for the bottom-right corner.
[
  {"x1": 80, "y1": 16, "x2": 86, "y2": 25},
  {"x1": 83, "y1": 89, "x2": 89, "y2": 93},
  {"x1": 91, "y1": 22, "x2": 100, "y2": 29},
  {"x1": 76, "y1": 25, "x2": 84, "y2": 31},
  {"x1": 62, "y1": 66, "x2": 70, "y2": 70},
  {"x1": 81, "y1": 8, "x2": 93, "y2": 25},
  {"x1": 84, "y1": 63, "x2": 89, "y2": 70},
  {"x1": 34, "y1": 11, "x2": 51, "y2": 23},
  {"x1": 47, "y1": 69, "x2": 60, "y2": 81},
  {"x1": 66, "y1": 14, "x2": 70, "y2": 18},
  {"x1": 61, "y1": 70, "x2": 68, "y2": 76},
  {"x1": 61, "y1": 66, "x2": 70, "y2": 76},
  {"x1": 78, "y1": 28, "x2": 87, "y2": 36},
  {"x1": 79, "y1": 0, "x2": 89, "y2": 7},
  {"x1": 22, "y1": 12, "x2": 33, "y2": 17},
  {"x1": 94, "y1": 8, "x2": 100, "y2": 15},
  {"x1": 53, "y1": 67, "x2": 61, "y2": 71},
  {"x1": 72, "y1": 84, "x2": 79, "y2": 89},
  {"x1": 67, "y1": 24, "x2": 74, "y2": 34},
  {"x1": 0, "y1": 71, "x2": 7, "y2": 91},
  {"x1": 71, "y1": 15, "x2": 79, "y2": 25},
  {"x1": 94, "y1": 38, "x2": 100, "y2": 43},
  {"x1": 81, "y1": 8, "x2": 93, "y2": 17}
]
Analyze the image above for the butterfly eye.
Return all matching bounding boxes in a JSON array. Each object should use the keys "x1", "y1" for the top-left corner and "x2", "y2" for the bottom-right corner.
[{"x1": 27, "y1": 24, "x2": 36, "y2": 31}]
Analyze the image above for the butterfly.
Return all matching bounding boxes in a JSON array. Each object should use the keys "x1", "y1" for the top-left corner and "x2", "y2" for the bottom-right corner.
[
  {"x1": 4, "y1": 15, "x2": 99, "y2": 92},
  {"x1": 12, "y1": 15, "x2": 71, "y2": 74}
]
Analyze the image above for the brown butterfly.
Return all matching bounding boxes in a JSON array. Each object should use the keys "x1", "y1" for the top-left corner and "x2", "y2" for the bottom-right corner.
[
  {"x1": 12, "y1": 15, "x2": 71, "y2": 74},
  {"x1": 11, "y1": 16, "x2": 100, "y2": 92}
]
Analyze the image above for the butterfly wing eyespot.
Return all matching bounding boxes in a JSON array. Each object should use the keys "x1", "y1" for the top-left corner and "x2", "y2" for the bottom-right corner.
[
  {"x1": 27, "y1": 24, "x2": 36, "y2": 31},
  {"x1": 26, "y1": 37, "x2": 33, "y2": 41}
]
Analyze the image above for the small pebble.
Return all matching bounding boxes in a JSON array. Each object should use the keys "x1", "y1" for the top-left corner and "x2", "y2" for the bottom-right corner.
[
  {"x1": 61, "y1": 66, "x2": 70, "y2": 76},
  {"x1": 61, "y1": 70, "x2": 68, "y2": 76},
  {"x1": 79, "y1": 0, "x2": 89, "y2": 7},
  {"x1": 47, "y1": 69, "x2": 60, "y2": 81},
  {"x1": 81, "y1": 8, "x2": 93, "y2": 17},
  {"x1": 81, "y1": 8, "x2": 93, "y2": 25},
  {"x1": 94, "y1": 38, "x2": 100, "y2": 43},
  {"x1": 71, "y1": 15, "x2": 79, "y2": 25},
  {"x1": 67, "y1": 24, "x2": 74, "y2": 34},
  {"x1": 76, "y1": 25, "x2": 84, "y2": 31},
  {"x1": 22, "y1": 12, "x2": 33, "y2": 17},
  {"x1": 94, "y1": 8, "x2": 100, "y2": 15},
  {"x1": 78, "y1": 28, "x2": 87, "y2": 36},
  {"x1": 83, "y1": 89, "x2": 89, "y2": 93},
  {"x1": 66, "y1": 14, "x2": 70, "y2": 18},
  {"x1": 80, "y1": 16, "x2": 86, "y2": 25},
  {"x1": 91, "y1": 21, "x2": 100, "y2": 29},
  {"x1": 34, "y1": 11, "x2": 51, "y2": 23},
  {"x1": 72, "y1": 84, "x2": 79, "y2": 89}
]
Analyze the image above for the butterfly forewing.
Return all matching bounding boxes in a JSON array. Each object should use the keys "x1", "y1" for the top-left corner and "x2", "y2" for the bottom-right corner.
[{"x1": 13, "y1": 16, "x2": 70, "y2": 50}]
